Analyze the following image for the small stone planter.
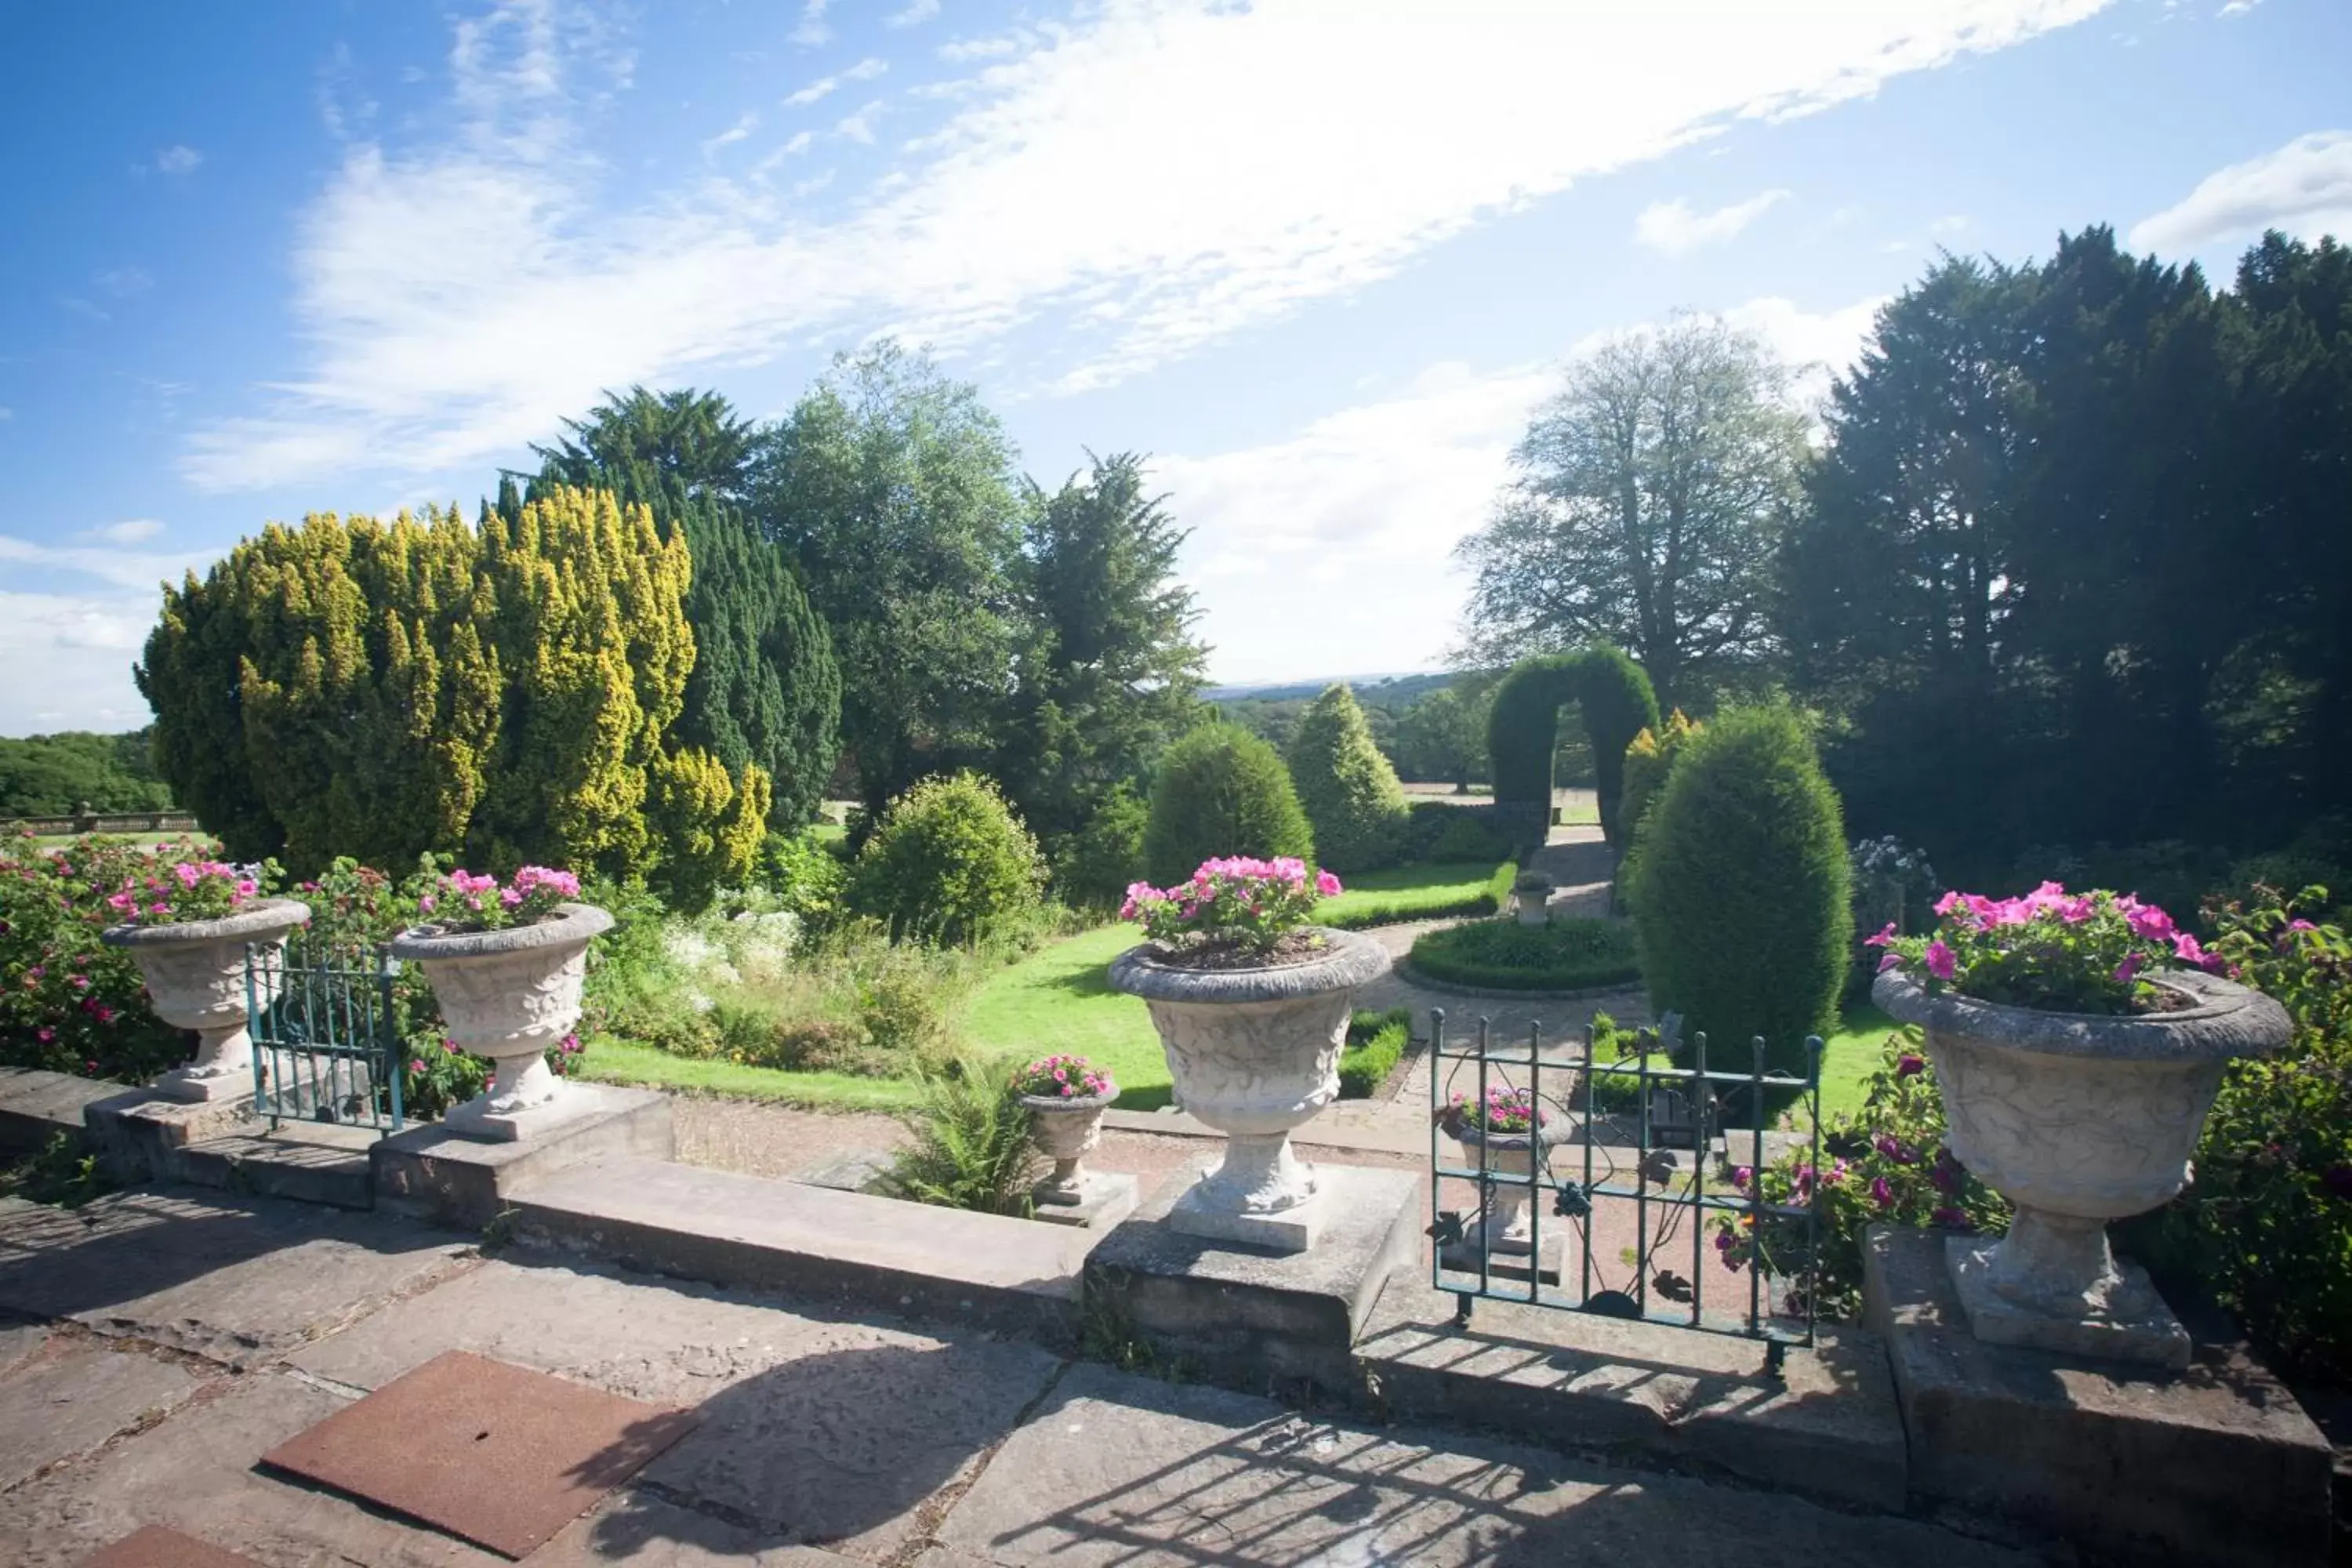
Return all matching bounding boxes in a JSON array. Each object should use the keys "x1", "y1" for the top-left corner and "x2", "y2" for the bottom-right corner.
[
  {"x1": 1107, "y1": 927, "x2": 1390, "y2": 1252},
  {"x1": 1444, "y1": 1116, "x2": 1571, "y2": 1260},
  {"x1": 1875, "y1": 966, "x2": 2288, "y2": 1367},
  {"x1": 1022, "y1": 1091, "x2": 1113, "y2": 1203},
  {"x1": 1512, "y1": 871, "x2": 1552, "y2": 926},
  {"x1": 100, "y1": 898, "x2": 312, "y2": 1102},
  {"x1": 390, "y1": 902, "x2": 614, "y2": 1141}
]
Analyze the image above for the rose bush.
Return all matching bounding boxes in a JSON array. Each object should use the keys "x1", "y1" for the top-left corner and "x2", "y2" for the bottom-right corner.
[
  {"x1": 1120, "y1": 856, "x2": 1341, "y2": 954},
  {"x1": 2, "y1": 833, "x2": 192, "y2": 1081},
  {"x1": 1869, "y1": 881, "x2": 2223, "y2": 1015}
]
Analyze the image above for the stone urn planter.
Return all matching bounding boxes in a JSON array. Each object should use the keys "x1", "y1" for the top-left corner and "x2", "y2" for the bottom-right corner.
[
  {"x1": 1875, "y1": 966, "x2": 2288, "y2": 1366},
  {"x1": 1512, "y1": 871, "x2": 1552, "y2": 927},
  {"x1": 1106, "y1": 927, "x2": 1390, "y2": 1251},
  {"x1": 1443, "y1": 1114, "x2": 1572, "y2": 1259},
  {"x1": 100, "y1": 898, "x2": 312, "y2": 1102},
  {"x1": 1022, "y1": 1091, "x2": 1114, "y2": 1206},
  {"x1": 390, "y1": 902, "x2": 613, "y2": 1140}
]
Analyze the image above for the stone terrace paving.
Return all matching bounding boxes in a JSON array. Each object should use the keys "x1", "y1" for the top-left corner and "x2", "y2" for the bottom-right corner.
[{"x1": 0, "y1": 1184, "x2": 2062, "y2": 1568}]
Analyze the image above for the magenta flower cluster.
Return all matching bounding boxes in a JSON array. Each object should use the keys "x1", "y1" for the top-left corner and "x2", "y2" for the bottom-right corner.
[
  {"x1": 103, "y1": 858, "x2": 262, "y2": 927},
  {"x1": 420, "y1": 864, "x2": 582, "y2": 931},
  {"x1": 1449, "y1": 1083, "x2": 1546, "y2": 1135},
  {"x1": 1870, "y1": 881, "x2": 2227, "y2": 1015},
  {"x1": 1012, "y1": 1052, "x2": 1116, "y2": 1101},
  {"x1": 1121, "y1": 856, "x2": 1342, "y2": 953}
]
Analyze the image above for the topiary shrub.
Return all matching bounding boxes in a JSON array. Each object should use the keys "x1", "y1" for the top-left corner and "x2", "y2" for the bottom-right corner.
[
  {"x1": 1406, "y1": 917, "x2": 1639, "y2": 993},
  {"x1": 1614, "y1": 709, "x2": 1701, "y2": 912},
  {"x1": 1630, "y1": 707, "x2": 1851, "y2": 1109},
  {"x1": 846, "y1": 771, "x2": 1047, "y2": 946},
  {"x1": 1486, "y1": 647, "x2": 1658, "y2": 848},
  {"x1": 1286, "y1": 685, "x2": 1411, "y2": 872},
  {"x1": 1142, "y1": 724, "x2": 1314, "y2": 885},
  {"x1": 1049, "y1": 783, "x2": 1149, "y2": 910}
]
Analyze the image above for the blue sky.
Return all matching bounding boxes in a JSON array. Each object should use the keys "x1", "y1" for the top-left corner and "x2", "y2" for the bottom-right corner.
[{"x1": 3, "y1": 0, "x2": 2349, "y2": 733}]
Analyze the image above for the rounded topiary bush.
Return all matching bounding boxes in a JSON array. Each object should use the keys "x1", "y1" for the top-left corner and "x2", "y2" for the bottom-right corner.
[
  {"x1": 1287, "y1": 684, "x2": 1410, "y2": 872},
  {"x1": 1406, "y1": 917, "x2": 1639, "y2": 993},
  {"x1": 846, "y1": 771, "x2": 1047, "y2": 946},
  {"x1": 1630, "y1": 706, "x2": 1850, "y2": 1105},
  {"x1": 1142, "y1": 724, "x2": 1314, "y2": 885},
  {"x1": 1049, "y1": 783, "x2": 1149, "y2": 910}
]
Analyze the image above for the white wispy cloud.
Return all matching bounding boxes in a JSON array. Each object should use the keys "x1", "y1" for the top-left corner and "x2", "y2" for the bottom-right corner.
[
  {"x1": 890, "y1": 0, "x2": 942, "y2": 28},
  {"x1": 791, "y1": 0, "x2": 832, "y2": 48},
  {"x1": 785, "y1": 56, "x2": 886, "y2": 107},
  {"x1": 1166, "y1": 295, "x2": 1886, "y2": 681},
  {"x1": 96, "y1": 267, "x2": 154, "y2": 298},
  {"x1": 0, "y1": 528, "x2": 247, "y2": 731},
  {"x1": 78, "y1": 520, "x2": 168, "y2": 546},
  {"x1": 2129, "y1": 129, "x2": 2352, "y2": 254},
  {"x1": 1635, "y1": 190, "x2": 1791, "y2": 255},
  {"x1": 155, "y1": 144, "x2": 203, "y2": 176},
  {"x1": 702, "y1": 111, "x2": 758, "y2": 158},
  {"x1": 833, "y1": 100, "x2": 884, "y2": 144},
  {"x1": 183, "y1": 0, "x2": 2107, "y2": 492}
]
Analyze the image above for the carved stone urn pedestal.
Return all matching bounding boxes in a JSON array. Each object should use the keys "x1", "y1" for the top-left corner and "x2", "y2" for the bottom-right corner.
[
  {"x1": 390, "y1": 903, "x2": 614, "y2": 1141},
  {"x1": 1021, "y1": 1091, "x2": 1134, "y2": 1229},
  {"x1": 1107, "y1": 927, "x2": 1390, "y2": 1253},
  {"x1": 100, "y1": 898, "x2": 312, "y2": 1103},
  {"x1": 1875, "y1": 967, "x2": 2288, "y2": 1367},
  {"x1": 1442, "y1": 1116, "x2": 1571, "y2": 1282}
]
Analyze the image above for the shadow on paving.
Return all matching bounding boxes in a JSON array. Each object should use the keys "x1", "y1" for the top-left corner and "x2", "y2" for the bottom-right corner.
[{"x1": 565, "y1": 1341, "x2": 1044, "y2": 1555}]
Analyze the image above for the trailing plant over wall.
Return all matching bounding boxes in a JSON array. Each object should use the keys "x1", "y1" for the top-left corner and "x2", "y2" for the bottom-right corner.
[{"x1": 1485, "y1": 646, "x2": 1658, "y2": 845}]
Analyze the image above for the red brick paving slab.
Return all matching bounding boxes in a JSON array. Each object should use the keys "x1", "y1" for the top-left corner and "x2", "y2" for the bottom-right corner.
[
  {"x1": 259, "y1": 1349, "x2": 698, "y2": 1560},
  {"x1": 74, "y1": 1523, "x2": 262, "y2": 1567}
]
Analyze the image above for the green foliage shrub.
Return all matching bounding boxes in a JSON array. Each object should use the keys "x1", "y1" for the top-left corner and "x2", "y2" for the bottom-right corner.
[
  {"x1": 1141, "y1": 724, "x2": 1314, "y2": 884},
  {"x1": 755, "y1": 828, "x2": 851, "y2": 923},
  {"x1": 1049, "y1": 783, "x2": 1149, "y2": 909},
  {"x1": 1630, "y1": 706, "x2": 1852, "y2": 1103},
  {"x1": 882, "y1": 1053, "x2": 1045, "y2": 1217},
  {"x1": 1286, "y1": 686, "x2": 1410, "y2": 872},
  {"x1": 1486, "y1": 648, "x2": 1659, "y2": 846},
  {"x1": 1424, "y1": 810, "x2": 1511, "y2": 865},
  {"x1": 847, "y1": 772, "x2": 1047, "y2": 946},
  {"x1": 1407, "y1": 917, "x2": 1640, "y2": 993},
  {"x1": 1340, "y1": 1007, "x2": 1412, "y2": 1098}
]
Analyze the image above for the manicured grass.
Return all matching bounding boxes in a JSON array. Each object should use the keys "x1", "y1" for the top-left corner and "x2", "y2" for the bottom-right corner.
[
  {"x1": 1793, "y1": 1000, "x2": 1902, "y2": 1128},
  {"x1": 574, "y1": 1035, "x2": 926, "y2": 1112},
  {"x1": 1318, "y1": 861, "x2": 1512, "y2": 929},
  {"x1": 960, "y1": 924, "x2": 1174, "y2": 1109}
]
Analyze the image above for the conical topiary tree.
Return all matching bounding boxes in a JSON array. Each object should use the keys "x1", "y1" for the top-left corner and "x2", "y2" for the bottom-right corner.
[
  {"x1": 1286, "y1": 684, "x2": 1410, "y2": 872},
  {"x1": 1630, "y1": 706, "x2": 1850, "y2": 1108},
  {"x1": 1142, "y1": 724, "x2": 1314, "y2": 885}
]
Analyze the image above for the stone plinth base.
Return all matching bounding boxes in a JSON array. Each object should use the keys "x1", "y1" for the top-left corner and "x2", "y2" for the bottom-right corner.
[
  {"x1": 1032, "y1": 1171, "x2": 1138, "y2": 1230},
  {"x1": 1438, "y1": 1235, "x2": 1562, "y2": 1286},
  {"x1": 1864, "y1": 1224, "x2": 2332, "y2": 1567},
  {"x1": 154, "y1": 1059, "x2": 258, "y2": 1105},
  {"x1": 1083, "y1": 1158, "x2": 1417, "y2": 1397},
  {"x1": 441, "y1": 1081, "x2": 610, "y2": 1142},
  {"x1": 371, "y1": 1086, "x2": 672, "y2": 1229},
  {"x1": 1949, "y1": 1232, "x2": 2191, "y2": 1369},
  {"x1": 1165, "y1": 1170, "x2": 1323, "y2": 1253}
]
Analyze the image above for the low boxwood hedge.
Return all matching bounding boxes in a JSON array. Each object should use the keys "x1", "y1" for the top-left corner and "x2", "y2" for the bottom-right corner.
[
  {"x1": 1320, "y1": 861, "x2": 1515, "y2": 931},
  {"x1": 1407, "y1": 916, "x2": 1639, "y2": 993},
  {"x1": 1340, "y1": 1006, "x2": 1412, "y2": 1098}
]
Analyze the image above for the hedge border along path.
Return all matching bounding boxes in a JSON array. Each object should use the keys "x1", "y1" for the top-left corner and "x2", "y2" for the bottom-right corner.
[{"x1": 1403, "y1": 916, "x2": 1642, "y2": 995}]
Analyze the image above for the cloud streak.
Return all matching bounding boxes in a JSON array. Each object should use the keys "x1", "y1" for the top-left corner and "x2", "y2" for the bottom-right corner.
[
  {"x1": 1635, "y1": 190, "x2": 1791, "y2": 255},
  {"x1": 2129, "y1": 129, "x2": 2352, "y2": 254},
  {"x1": 183, "y1": 0, "x2": 2107, "y2": 493}
]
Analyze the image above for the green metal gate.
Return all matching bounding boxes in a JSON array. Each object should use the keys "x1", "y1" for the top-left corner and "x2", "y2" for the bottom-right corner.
[
  {"x1": 1428, "y1": 1007, "x2": 1824, "y2": 1371},
  {"x1": 245, "y1": 939, "x2": 405, "y2": 1134}
]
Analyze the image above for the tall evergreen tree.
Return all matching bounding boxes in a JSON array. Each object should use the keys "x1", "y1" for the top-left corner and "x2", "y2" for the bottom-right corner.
[
  {"x1": 532, "y1": 388, "x2": 840, "y2": 826},
  {"x1": 1286, "y1": 684, "x2": 1410, "y2": 872},
  {"x1": 1000, "y1": 452, "x2": 1207, "y2": 846},
  {"x1": 751, "y1": 342, "x2": 1025, "y2": 825}
]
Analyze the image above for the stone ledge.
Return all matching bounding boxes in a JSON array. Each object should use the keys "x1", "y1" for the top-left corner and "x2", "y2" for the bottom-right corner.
[
  {"x1": 1356, "y1": 1280, "x2": 1908, "y2": 1512},
  {"x1": 506, "y1": 1153, "x2": 1090, "y2": 1342},
  {"x1": 173, "y1": 1121, "x2": 379, "y2": 1210},
  {"x1": 84, "y1": 1090, "x2": 261, "y2": 1185},
  {"x1": 369, "y1": 1084, "x2": 672, "y2": 1229},
  {"x1": 0, "y1": 1067, "x2": 125, "y2": 1156},
  {"x1": 1864, "y1": 1222, "x2": 2333, "y2": 1567}
]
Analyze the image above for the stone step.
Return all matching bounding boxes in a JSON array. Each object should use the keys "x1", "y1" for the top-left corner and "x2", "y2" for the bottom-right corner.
[
  {"x1": 505, "y1": 1154, "x2": 1093, "y2": 1340},
  {"x1": 0, "y1": 1066, "x2": 125, "y2": 1156},
  {"x1": 174, "y1": 1120, "x2": 381, "y2": 1210},
  {"x1": 1355, "y1": 1279, "x2": 1909, "y2": 1513}
]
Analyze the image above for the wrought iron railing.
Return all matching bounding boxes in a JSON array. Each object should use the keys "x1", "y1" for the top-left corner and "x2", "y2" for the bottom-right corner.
[
  {"x1": 1428, "y1": 1007, "x2": 1823, "y2": 1370},
  {"x1": 245, "y1": 939, "x2": 405, "y2": 1134}
]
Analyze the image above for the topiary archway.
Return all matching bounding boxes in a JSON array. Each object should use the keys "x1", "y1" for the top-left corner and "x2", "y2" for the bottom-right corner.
[{"x1": 1485, "y1": 647, "x2": 1660, "y2": 847}]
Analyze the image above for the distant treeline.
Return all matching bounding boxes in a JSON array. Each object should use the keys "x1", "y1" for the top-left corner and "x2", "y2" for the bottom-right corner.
[{"x1": 0, "y1": 730, "x2": 173, "y2": 818}]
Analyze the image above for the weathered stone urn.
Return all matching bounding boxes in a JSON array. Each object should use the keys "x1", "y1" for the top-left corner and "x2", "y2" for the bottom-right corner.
[
  {"x1": 1875, "y1": 967, "x2": 2288, "y2": 1366},
  {"x1": 1107, "y1": 927, "x2": 1389, "y2": 1251},
  {"x1": 100, "y1": 898, "x2": 311, "y2": 1102},
  {"x1": 1512, "y1": 871, "x2": 1553, "y2": 927},
  {"x1": 1022, "y1": 1091, "x2": 1114, "y2": 1205},
  {"x1": 390, "y1": 902, "x2": 614, "y2": 1140},
  {"x1": 1444, "y1": 1115, "x2": 1571, "y2": 1258}
]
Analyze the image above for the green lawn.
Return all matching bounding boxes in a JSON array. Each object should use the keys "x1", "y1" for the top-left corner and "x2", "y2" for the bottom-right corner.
[
  {"x1": 573, "y1": 1035, "x2": 926, "y2": 1112},
  {"x1": 1318, "y1": 861, "x2": 1510, "y2": 928},
  {"x1": 960, "y1": 924, "x2": 1173, "y2": 1109},
  {"x1": 1806, "y1": 1000, "x2": 1901, "y2": 1127}
]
